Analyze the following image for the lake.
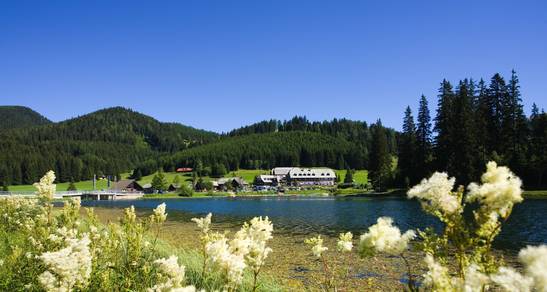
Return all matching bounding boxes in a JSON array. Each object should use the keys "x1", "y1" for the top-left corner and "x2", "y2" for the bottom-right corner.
[{"x1": 82, "y1": 196, "x2": 547, "y2": 250}]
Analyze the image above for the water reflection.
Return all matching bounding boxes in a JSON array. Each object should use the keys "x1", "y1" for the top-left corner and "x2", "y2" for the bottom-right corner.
[{"x1": 81, "y1": 196, "x2": 547, "y2": 250}]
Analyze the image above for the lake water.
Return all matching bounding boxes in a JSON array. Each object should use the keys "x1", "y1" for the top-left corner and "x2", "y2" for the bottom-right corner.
[{"x1": 82, "y1": 196, "x2": 547, "y2": 250}]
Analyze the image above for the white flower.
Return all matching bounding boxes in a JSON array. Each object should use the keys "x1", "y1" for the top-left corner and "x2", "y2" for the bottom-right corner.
[
  {"x1": 205, "y1": 235, "x2": 247, "y2": 287},
  {"x1": 460, "y1": 264, "x2": 490, "y2": 292},
  {"x1": 519, "y1": 245, "x2": 547, "y2": 291},
  {"x1": 491, "y1": 267, "x2": 533, "y2": 292},
  {"x1": 39, "y1": 234, "x2": 92, "y2": 291},
  {"x1": 152, "y1": 203, "x2": 167, "y2": 223},
  {"x1": 467, "y1": 161, "x2": 523, "y2": 217},
  {"x1": 408, "y1": 172, "x2": 460, "y2": 215},
  {"x1": 34, "y1": 171, "x2": 56, "y2": 200},
  {"x1": 234, "y1": 216, "x2": 274, "y2": 272},
  {"x1": 337, "y1": 232, "x2": 353, "y2": 252},
  {"x1": 358, "y1": 217, "x2": 415, "y2": 256},
  {"x1": 191, "y1": 213, "x2": 212, "y2": 234},
  {"x1": 422, "y1": 254, "x2": 453, "y2": 291},
  {"x1": 124, "y1": 206, "x2": 137, "y2": 223},
  {"x1": 38, "y1": 271, "x2": 58, "y2": 292},
  {"x1": 153, "y1": 255, "x2": 185, "y2": 288},
  {"x1": 305, "y1": 236, "x2": 328, "y2": 258}
]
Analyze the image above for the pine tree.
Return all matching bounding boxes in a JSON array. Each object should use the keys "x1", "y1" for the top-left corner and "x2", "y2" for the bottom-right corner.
[
  {"x1": 416, "y1": 95, "x2": 432, "y2": 180},
  {"x1": 369, "y1": 120, "x2": 391, "y2": 191},
  {"x1": 474, "y1": 79, "x2": 490, "y2": 165},
  {"x1": 172, "y1": 175, "x2": 181, "y2": 185},
  {"x1": 344, "y1": 167, "x2": 354, "y2": 184},
  {"x1": 434, "y1": 79, "x2": 455, "y2": 171},
  {"x1": 502, "y1": 70, "x2": 529, "y2": 168},
  {"x1": 67, "y1": 178, "x2": 77, "y2": 191},
  {"x1": 131, "y1": 168, "x2": 142, "y2": 180},
  {"x1": 399, "y1": 106, "x2": 417, "y2": 185},
  {"x1": 529, "y1": 105, "x2": 547, "y2": 188},
  {"x1": 449, "y1": 80, "x2": 477, "y2": 184},
  {"x1": 151, "y1": 170, "x2": 168, "y2": 193},
  {"x1": 486, "y1": 73, "x2": 507, "y2": 156}
]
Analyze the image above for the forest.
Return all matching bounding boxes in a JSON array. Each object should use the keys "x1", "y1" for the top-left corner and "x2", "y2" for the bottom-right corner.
[
  {"x1": 0, "y1": 107, "x2": 218, "y2": 185},
  {"x1": 0, "y1": 71, "x2": 545, "y2": 189},
  {"x1": 398, "y1": 71, "x2": 546, "y2": 189}
]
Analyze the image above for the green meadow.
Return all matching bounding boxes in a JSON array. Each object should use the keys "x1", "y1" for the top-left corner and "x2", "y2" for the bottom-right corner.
[{"x1": 5, "y1": 169, "x2": 368, "y2": 193}]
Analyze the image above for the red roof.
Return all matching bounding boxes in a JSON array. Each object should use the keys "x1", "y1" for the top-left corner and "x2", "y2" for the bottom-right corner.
[{"x1": 176, "y1": 167, "x2": 193, "y2": 172}]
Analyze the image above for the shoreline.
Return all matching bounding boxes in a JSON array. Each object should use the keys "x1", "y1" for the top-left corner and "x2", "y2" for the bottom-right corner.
[{"x1": 90, "y1": 206, "x2": 522, "y2": 291}]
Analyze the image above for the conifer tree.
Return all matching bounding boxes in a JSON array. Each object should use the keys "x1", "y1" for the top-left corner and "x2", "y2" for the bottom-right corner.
[
  {"x1": 67, "y1": 178, "x2": 77, "y2": 191},
  {"x1": 369, "y1": 120, "x2": 391, "y2": 191},
  {"x1": 151, "y1": 170, "x2": 168, "y2": 193},
  {"x1": 502, "y1": 70, "x2": 529, "y2": 167},
  {"x1": 399, "y1": 106, "x2": 417, "y2": 185},
  {"x1": 474, "y1": 79, "x2": 490, "y2": 164},
  {"x1": 416, "y1": 95, "x2": 432, "y2": 180},
  {"x1": 343, "y1": 167, "x2": 354, "y2": 184},
  {"x1": 486, "y1": 73, "x2": 507, "y2": 156},
  {"x1": 434, "y1": 79, "x2": 455, "y2": 171},
  {"x1": 449, "y1": 80, "x2": 477, "y2": 184}
]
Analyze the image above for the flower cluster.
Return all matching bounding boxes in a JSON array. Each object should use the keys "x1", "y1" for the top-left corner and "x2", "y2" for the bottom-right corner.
[
  {"x1": 236, "y1": 216, "x2": 273, "y2": 273},
  {"x1": 337, "y1": 232, "x2": 353, "y2": 252},
  {"x1": 192, "y1": 214, "x2": 274, "y2": 291},
  {"x1": 518, "y1": 245, "x2": 547, "y2": 291},
  {"x1": 305, "y1": 235, "x2": 328, "y2": 258},
  {"x1": 151, "y1": 203, "x2": 167, "y2": 224},
  {"x1": 33, "y1": 170, "x2": 56, "y2": 200},
  {"x1": 358, "y1": 217, "x2": 415, "y2": 256},
  {"x1": 191, "y1": 213, "x2": 212, "y2": 234},
  {"x1": 407, "y1": 172, "x2": 460, "y2": 215},
  {"x1": 148, "y1": 255, "x2": 199, "y2": 292},
  {"x1": 39, "y1": 233, "x2": 92, "y2": 291},
  {"x1": 205, "y1": 235, "x2": 247, "y2": 289},
  {"x1": 467, "y1": 161, "x2": 523, "y2": 218}
]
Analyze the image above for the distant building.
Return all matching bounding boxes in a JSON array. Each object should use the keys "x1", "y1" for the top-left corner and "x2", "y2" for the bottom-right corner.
[
  {"x1": 168, "y1": 183, "x2": 181, "y2": 192},
  {"x1": 287, "y1": 167, "x2": 336, "y2": 186},
  {"x1": 271, "y1": 167, "x2": 293, "y2": 177},
  {"x1": 215, "y1": 177, "x2": 249, "y2": 191},
  {"x1": 142, "y1": 183, "x2": 153, "y2": 194},
  {"x1": 111, "y1": 179, "x2": 143, "y2": 192},
  {"x1": 254, "y1": 175, "x2": 279, "y2": 186},
  {"x1": 176, "y1": 167, "x2": 193, "y2": 173}
]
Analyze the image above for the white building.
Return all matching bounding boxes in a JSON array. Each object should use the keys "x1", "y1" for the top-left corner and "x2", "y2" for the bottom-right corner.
[{"x1": 268, "y1": 167, "x2": 336, "y2": 186}]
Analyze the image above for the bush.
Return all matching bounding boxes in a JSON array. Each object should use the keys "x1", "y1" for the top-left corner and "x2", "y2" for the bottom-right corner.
[{"x1": 178, "y1": 183, "x2": 194, "y2": 197}]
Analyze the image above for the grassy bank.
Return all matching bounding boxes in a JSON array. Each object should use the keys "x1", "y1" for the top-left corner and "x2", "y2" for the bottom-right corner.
[
  {"x1": 5, "y1": 169, "x2": 369, "y2": 193},
  {"x1": 523, "y1": 190, "x2": 547, "y2": 198}
]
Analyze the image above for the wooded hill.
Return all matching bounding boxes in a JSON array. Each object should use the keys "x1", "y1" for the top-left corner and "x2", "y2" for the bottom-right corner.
[
  {"x1": 1, "y1": 71, "x2": 545, "y2": 190},
  {"x1": 0, "y1": 107, "x2": 218, "y2": 185},
  {"x1": 0, "y1": 106, "x2": 51, "y2": 130}
]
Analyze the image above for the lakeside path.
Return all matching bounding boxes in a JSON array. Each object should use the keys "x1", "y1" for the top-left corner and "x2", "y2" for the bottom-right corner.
[{"x1": 90, "y1": 207, "x2": 521, "y2": 291}]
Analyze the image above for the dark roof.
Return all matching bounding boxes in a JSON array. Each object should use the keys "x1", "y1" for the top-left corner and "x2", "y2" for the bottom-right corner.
[{"x1": 111, "y1": 179, "x2": 143, "y2": 191}]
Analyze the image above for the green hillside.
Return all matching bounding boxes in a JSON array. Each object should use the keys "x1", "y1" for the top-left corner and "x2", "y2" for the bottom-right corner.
[
  {"x1": 0, "y1": 107, "x2": 218, "y2": 185},
  {"x1": 0, "y1": 106, "x2": 51, "y2": 130}
]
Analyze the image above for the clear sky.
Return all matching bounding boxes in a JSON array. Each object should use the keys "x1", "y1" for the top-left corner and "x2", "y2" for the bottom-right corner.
[{"x1": 1, "y1": 0, "x2": 546, "y2": 133}]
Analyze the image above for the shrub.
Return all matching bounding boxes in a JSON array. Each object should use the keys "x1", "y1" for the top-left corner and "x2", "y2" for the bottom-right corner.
[{"x1": 179, "y1": 183, "x2": 194, "y2": 197}]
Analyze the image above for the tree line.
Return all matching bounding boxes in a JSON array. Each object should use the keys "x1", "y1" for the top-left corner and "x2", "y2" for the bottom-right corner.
[
  {"x1": 130, "y1": 120, "x2": 399, "y2": 178},
  {"x1": 397, "y1": 71, "x2": 546, "y2": 189},
  {"x1": 0, "y1": 107, "x2": 218, "y2": 185}
]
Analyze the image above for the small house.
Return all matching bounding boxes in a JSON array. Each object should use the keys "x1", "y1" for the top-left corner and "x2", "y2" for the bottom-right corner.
[
  {"x1": 111, "y1": 179, "x2": 144, "y2": 192},
  {"x1": 168, "y1": 183, "x2": 181, "y2": 192}
]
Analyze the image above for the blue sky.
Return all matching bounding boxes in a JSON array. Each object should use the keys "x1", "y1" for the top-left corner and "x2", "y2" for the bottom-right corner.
[{"x1": 1, "y1": 0, "x2": 546, "y2": 133}]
